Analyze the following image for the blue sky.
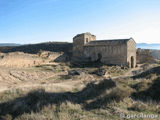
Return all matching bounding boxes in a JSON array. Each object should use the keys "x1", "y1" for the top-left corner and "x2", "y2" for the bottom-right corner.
[{"x1": 0, "y1": 0, "x2": 160, "y2": 44}]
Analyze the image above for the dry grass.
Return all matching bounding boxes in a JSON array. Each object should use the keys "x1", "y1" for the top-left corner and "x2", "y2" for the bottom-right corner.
[
  {"x1": 0, "y1": 76, "x2": 160, "y2": 120},
  {"x1": 0, "y1": 79, "x2": 118, "y2": 120}
]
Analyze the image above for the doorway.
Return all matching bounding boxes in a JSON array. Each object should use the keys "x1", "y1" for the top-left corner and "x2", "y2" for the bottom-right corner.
[
  {"x1": 131, "y1": 56, "x2": 134, "y2": 68},
  {"x1": 96, "y1": 53, "x2": 102, "y2": 62}
]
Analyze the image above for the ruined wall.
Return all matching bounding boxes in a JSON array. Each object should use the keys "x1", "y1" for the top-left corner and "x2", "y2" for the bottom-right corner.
[
  {"x1": 127, "y1": 39, "x2": 136, "y2": 68},
  {"x1": 136, "y1": 48, "x2": 152, "y2": 64},
  {"x1": 84, "y1": 42, "x2": 128, "y2": 66}
]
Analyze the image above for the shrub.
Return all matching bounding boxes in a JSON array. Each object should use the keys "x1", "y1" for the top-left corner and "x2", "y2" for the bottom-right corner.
[
  {"x1": 108, "y1": 86, "x2": 132, "y2": 102},
  {"x1": 132, "y1": 77, "x2": 160, "y2": 101},
  {"x1": 131, "y1": 81, "x2": 151, "y2": 92}
]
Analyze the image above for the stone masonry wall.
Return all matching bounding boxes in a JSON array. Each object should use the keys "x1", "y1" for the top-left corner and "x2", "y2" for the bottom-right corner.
[
  {"x1": 73, "y1": 34, "x2": 85, "y2": 58},
  {"x1": 84, "y1": 43, "x2": 128, "y2": 66},
  {"x1": 127, "y1": 39, "x2": 137, "y2": 68},
  {"x1": 72, "y1": 33, "x2": 136, "y2": 68},
  {"x1": 72, "y1": 33, "x2": 96, "y2": 61}
]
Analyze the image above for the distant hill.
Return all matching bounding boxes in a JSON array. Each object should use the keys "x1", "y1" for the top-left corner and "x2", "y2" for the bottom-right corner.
[
  {"x1": 0, "y1": 43, "x2": 21, "y2": 47},
  {"x1": 137, "y1": 43, "x2": 160, "y2": 50},
  {"x1": 0, "y1": 42, "x2": 73, "y2": 56}
]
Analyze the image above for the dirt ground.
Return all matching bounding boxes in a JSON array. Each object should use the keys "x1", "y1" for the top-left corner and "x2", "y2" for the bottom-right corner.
[
  {"x1": 0, "y1": 65, "x2": 88, "y2": 92},
  {"x1": 0, "y1": 52, "x2": 96, "y2": 93},
  {"x1": 0, "y1": 52, "x2": 143, "y2": 93}
]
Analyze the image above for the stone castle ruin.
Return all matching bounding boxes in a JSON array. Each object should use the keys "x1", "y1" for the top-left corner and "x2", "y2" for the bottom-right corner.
[{"x1": 73, "y1": 32, "x2": 136, "y2": 68}]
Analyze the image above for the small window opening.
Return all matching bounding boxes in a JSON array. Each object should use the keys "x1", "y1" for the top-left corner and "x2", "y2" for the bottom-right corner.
[{"x1": 86, "y1": 38, "x2": 89, "y2": 43}]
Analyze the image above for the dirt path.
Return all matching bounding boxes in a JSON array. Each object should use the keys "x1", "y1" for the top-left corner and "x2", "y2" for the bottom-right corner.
[{"x1": 111, "y1": 66, "x2": 142, "y2": 79}]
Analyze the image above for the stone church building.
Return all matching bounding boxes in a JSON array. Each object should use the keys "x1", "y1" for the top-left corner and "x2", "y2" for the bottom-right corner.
[{"x1": 72, "y1": 32, "x2": 136, "y2": 68}]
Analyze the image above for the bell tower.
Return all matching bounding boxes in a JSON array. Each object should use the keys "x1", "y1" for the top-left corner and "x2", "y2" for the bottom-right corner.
[{"x1": 72, "y1": 32, "x2": 96, "y2": 59}]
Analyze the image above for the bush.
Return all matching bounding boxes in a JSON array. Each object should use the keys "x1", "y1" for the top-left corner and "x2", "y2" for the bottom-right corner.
[
  {"x1": 131, "y1": 81, "x2": 151, "y2": 92},
  {"x1": 132, "y1": 77, "x2": 160, "y2": 101},
  {"x1": 108, "y1": 86, "x2": 132, "y2": 102}
]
